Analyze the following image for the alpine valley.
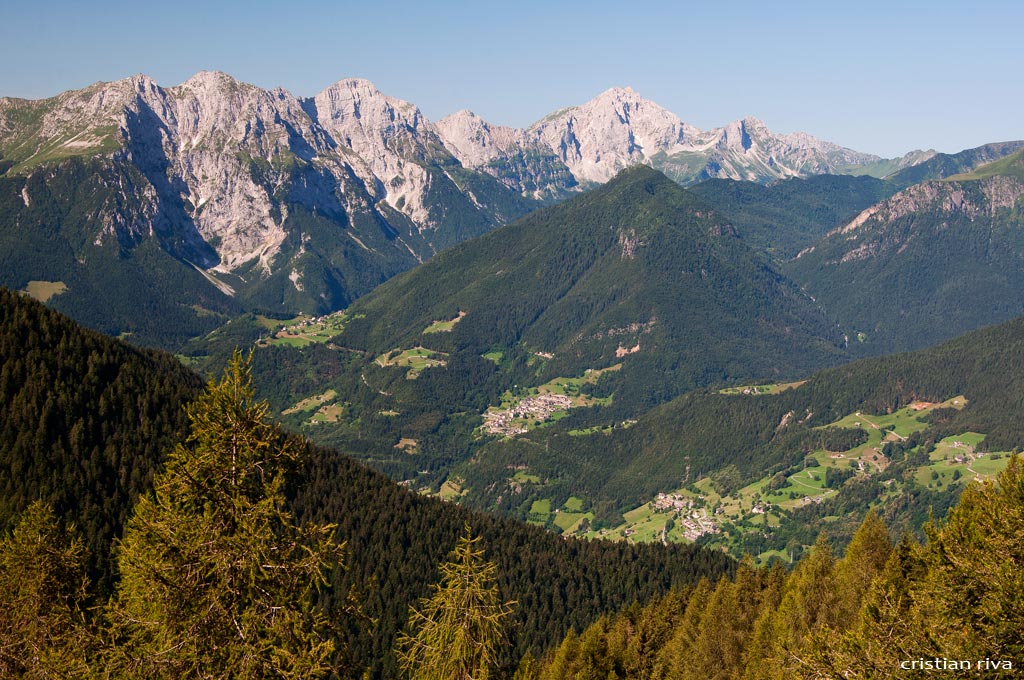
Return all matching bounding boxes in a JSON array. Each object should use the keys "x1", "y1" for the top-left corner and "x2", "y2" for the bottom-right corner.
[{"x1": 3, "y1": 70, "x2": 1024, "y2": 678}]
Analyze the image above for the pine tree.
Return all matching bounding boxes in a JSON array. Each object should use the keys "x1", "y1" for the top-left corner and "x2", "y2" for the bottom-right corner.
[
  {"x1": 829, "y1": 536, "x2": 929, "y2": 679},
  {"x1": 802, "y1": 510, "x2": 894, "y2": 678},
  {"x1": 913, "y1": 455, "x2": 1024, "y2": 661},
  {"x1": 652, "y1": 577, "x2": 712, "y2": 680},
  {"x1": 512, "y1": 651, "x2": 541, "y2": 680},
  {"x1": 396, "y1": 525, "x2": 515, "y2": 680},
  {"x1": 0, "y1": 500, "x2": 93, "y2": 677},
  {"x1": 106, "y1": 351, "x2": 345, "y2": 678}
]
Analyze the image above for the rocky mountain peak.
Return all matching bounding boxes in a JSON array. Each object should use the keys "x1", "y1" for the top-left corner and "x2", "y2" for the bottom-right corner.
[
  {"x1": 720, "y1": 119, "x2": 755, "y2": 151},
  {"x1": 118, "y1": 73, "x2": 161, "y2": 94},
  {"x1": 435, "y1": 109, "x2": 526, "y2": 162},
  {"x1": 176, "y1": 70, "x2": 249, "y2": 94},
  {"x1": 306, "y1": 77, "x2": 447, "y2": 222},
  {"x1": 739, "y1": 116, "x2": 770, "y2": 134},
  {"x1": 592, "y1": 85, "x2": 639, "y2": 102},
  {"x1": 526, "y1": 86, "x2": 695, "y2": 183},
  {"x1": 312, "y1": 77, "x2": 423, "y2": 125}
]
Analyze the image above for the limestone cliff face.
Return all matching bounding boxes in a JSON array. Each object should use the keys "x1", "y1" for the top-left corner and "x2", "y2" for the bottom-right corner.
[
  {"x1": 432, "y1": 87, "x2": 903, "y2": 190},
  {"x1": 0, "y1": 72, "x2": 534, "y2": 311},
  {"x1": 434, "y1": 109, "x2": 579, "y2": 200},
  {"x1": 825, "y1": 175, "x2": 1024, "y2": 245},
  {"x1": 309, "y1": 78, "x2": 439, "y2": 225}
]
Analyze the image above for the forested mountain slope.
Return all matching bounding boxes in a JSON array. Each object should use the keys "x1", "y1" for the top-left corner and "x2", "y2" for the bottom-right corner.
[
  {"x1": 0, "y1": 287, "x2": 203, "y2": 590},
  {"x1": 689, "y1": 174, "x2": 893, "y2": 258},
  {"x1": 184, "y1": 166, "x2": 849, "y2": 490},
  {"x1": 786, "y1": 149, "x2": 1024, "y2": 355},
  {"x1": 0, "y1": 289, "x2": 734, "y2": 677},
  {"x1": 453, "y1": 306, "x2": 1024, "y2": 561}
]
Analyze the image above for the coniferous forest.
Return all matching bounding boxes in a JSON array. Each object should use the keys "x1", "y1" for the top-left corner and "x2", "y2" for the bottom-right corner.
[{"x1": 0, "y1": 289, "x2": 734, "y2": 677}]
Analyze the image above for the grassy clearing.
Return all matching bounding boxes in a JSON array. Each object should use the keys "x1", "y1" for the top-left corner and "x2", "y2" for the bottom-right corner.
[
  {"x1": 394, "y1": 438, "x2": 418, "y2": 454},
  {"x1": 482, "y1": 350, "x2": 503, "y2": 364},
  {"x1": 309, "y1": 403, "x2": 345, "y2": 424},
  {"x1": 719, "y1": 380, "x2": 806, "y2": 396},
  {"x1": 175, "y1": 354, "x2": 207, "y2": 370},
  {"x1": 539, "y1": 364, "x2": 621, "y2": 399},
  {"x1": 563, "y1": 497, "x2": 585, "y2": 512},
  {"x1": 422, "y1": 311, "x2": 466, "y2": 334},
  {"x1": 917, "y1": 433, "x2": 1014, "y2": 489},
  {"x1": 439, "y1": 477, "x2": 465, "y2": 501},
  {"x1": 510, "y1": 470, "x2": 542, "y2": 484},
  {"x1": 22, "y1": 281, "x2": 67, "y2": 303},
  {"x1": 615, "y1": 506, "x2": 674, "y2": 543},
  {"x1": 376, "y1": 347, "x2": 448, "y2": 379},
  {"x1": 553, "y1": 512, "x2": 592, "y2": 533},
  {"x1": 756, "y1": 549, "x2": 793, "y2": 565},
  {"x1": 262, "y1": 311, "x2": 360, "y2": 348},
  {"x1": 568, "y1": 419, "x2": 637, "y2": 437},
  {"x1": 527, "y1": 499, "x2": 552, "y2": 525},
  {"x1": 283, "y1": 389, "x2": 338, "y2": 415}
]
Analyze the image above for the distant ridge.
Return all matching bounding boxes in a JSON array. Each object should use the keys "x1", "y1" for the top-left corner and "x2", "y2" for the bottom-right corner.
[{"x1": 787, "y1": 148, "x2": 1024, "y2": 354}]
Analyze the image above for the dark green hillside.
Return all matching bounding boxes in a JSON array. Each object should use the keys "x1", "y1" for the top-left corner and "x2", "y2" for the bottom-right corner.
[
  {"x1": 338, "y1": 165, "x2": 842, "y2": 399},
  {"x1": 0, "y1": 287, "x2": 204, "y2": 592},
  {"x1": 291, "y1": 436, "x2": 734, "y2": 677},
  {"x1": 689, "y1": 174, "x2": 893, "y2": 258},
  {"x1": 785, "y1": 150, "x2": 1024, "y2": 355},
  {"x1": 886, "y1": 139, "x2": 1024, "y2": 189},
  {"x1": 0, "y1": 289, "x2": 734, "y2": 677}
]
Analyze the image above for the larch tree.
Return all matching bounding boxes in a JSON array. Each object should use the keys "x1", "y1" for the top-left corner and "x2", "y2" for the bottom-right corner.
[
  {"x1": 0, "y1": 500, "x2": 93, "y2": 677},
  {"x1": 913, "y1": 455, "x2": 1024, "y2": 662},
  {"x1": 106, "y1": 351, "x2": 346, "y2": 678},
  {"x1": 396, "y1": 525, "x2": 515, "y2": 680}
]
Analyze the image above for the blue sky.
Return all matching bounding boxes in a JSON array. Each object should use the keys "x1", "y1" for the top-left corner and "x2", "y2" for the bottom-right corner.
[{"x1": 2, "y1": 0, "x2": 1021, "y2": 157}]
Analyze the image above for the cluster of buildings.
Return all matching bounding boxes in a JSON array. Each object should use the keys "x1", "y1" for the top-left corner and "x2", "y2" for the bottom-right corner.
[
  {"x1": 651, "y1": 493, "x2": 719, "y2": 540},
  {"x1": 482, "y1": 393, "x2": 573, "y2": 436},
  {"x1": 678, "y1": 510, "x2": 720, "y2": 541},
  {"x1": 653, "y1": 492, "x2": 692, "y2": 512}
]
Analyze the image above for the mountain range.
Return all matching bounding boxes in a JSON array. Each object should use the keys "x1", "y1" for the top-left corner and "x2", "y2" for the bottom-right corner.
[
  {"x1": 5, "y1": 70, "x2": 1024, "y2": 553},
  {"x1": 1, "y1": 71, "x2": 933, "y2": 347},
  {"x1": 437, "y1": 88, "x2": 930, "y2": 192}
]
